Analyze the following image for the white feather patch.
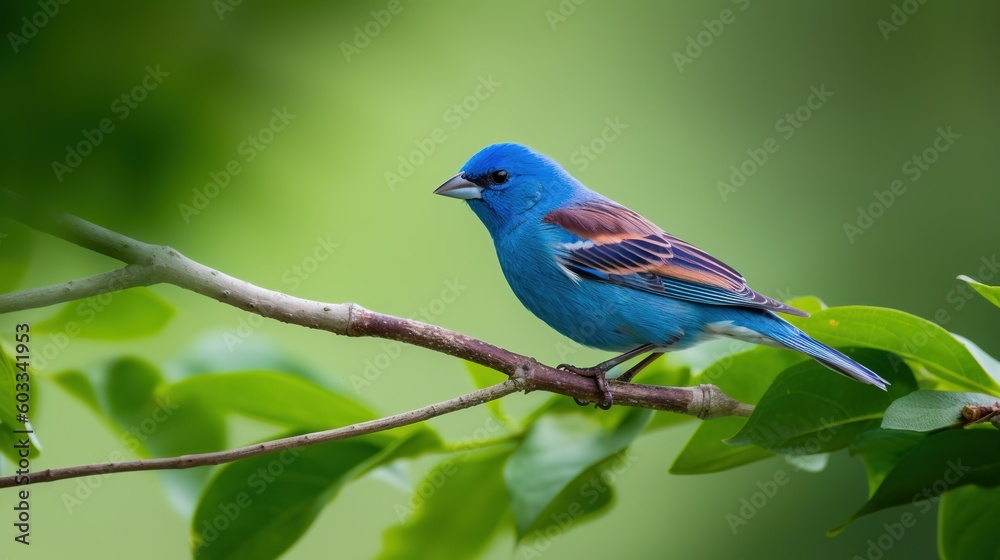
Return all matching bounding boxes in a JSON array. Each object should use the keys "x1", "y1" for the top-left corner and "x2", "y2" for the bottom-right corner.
[
  {"x1": 705, "y1": 321, "x2": 782, "y2": 347},
  {"x1": 551, "y1": 241, "x2": 590, "y2": 283},
  {"x1": 561, "y1": 240, "x2": 596, "y2": 251},
  {"x1": 555, "y1": 260, "x2": 582, "y2": 284}
]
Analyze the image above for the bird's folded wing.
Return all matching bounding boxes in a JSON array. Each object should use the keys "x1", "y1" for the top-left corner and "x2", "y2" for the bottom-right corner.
[{"x1": 542, "y1": 200, "x2": 808, "y2": 317}]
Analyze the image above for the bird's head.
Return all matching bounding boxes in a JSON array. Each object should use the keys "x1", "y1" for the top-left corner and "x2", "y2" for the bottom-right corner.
[{"x1": 434, "y1": 143, "x2": 581, "y2": 236}]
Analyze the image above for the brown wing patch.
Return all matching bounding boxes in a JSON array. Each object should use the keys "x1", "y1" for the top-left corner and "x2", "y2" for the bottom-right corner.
[
  {"x1": 648, "y1": 262, "x2": 736, "y2": 289},
  {"x1": 543, "y1": 202, "x2": 659, "y2": 243},
  {"x1": 657, "y1": 236, "x2": 747, "y2": 291}
]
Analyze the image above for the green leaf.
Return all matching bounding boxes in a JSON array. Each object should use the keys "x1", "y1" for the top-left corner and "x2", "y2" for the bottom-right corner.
[
  {"x1": 35, "y1": 287, "x2": 175, "y2": 340},
  {"x1": 520, "y1": 449, "x2": 628, "y2": 539},
  {"x1": 378, "y1": 447, "x2": 513, "y2": 560},
  {"x1": 98, "y1": 358, "x2": 227, "y2": 461},
  {"x1": 54, "y1": 357, "x2": 227, "y2": 513},
  {"x1": 0, "y1": 342, "x2": 41, "y2": 461},
  {"x1": 171, "y1": 332, "x2": 336, "y2": 390},
  {"x1": 690, "y1": 346, "x2": 807, "y2": 404},
  {"x1": 882, "y1": 390, "x2": 999, "y2": 432},
  {"x1": 958, "y1": 275, "x2": 1000, "y2": 308},
  {"x1": 464, "y1": 361, "x2": 513, "y2": 427},
  {"x1": 192, "y1": 438, "x2": 384, "y2": 560},
  {"x1": 167, "y1": 370, "x2": 377, "y2": 431},
  {"x1": 939, "y1": 484, "x2": 1000, "y2": 560},
  {"x1": 638, "y1": 359, "x2": 691, "y2": 387},
  {"x1": 849, "y1": 429, "x2": 927, "y2": 494},
  {"x1": 728, "y1": 349, "x2": 917, "y2": 454},
  {"x1": 0, "y1": 344, "x2": 24, "y2": 430},
  {"x1": 101, "y1": 356, "x2": 164, "y2": 424},
  {"x1": 0, "y1": 220, "x2": 34, "y2": 293},
  {"x1": 666, "y1": 339, "x2": 752, "y2": 376},
  {"x1": 113, "y1": 359, "x2": 227, "y2": 512},
  {"x1": 51, "y1": 369, "x2": 101, "y2": 413},
  {"x1": 834, "y1": 429, "x2": 1000, "y2": 533},
  {"x1": 670, "y1": 347, "x2": 806, "y2": 474},
  {"x1": 788, "y1": 306, "x2": 1000, "y2": 396},
  {"x1": 954, "y1": 334, "x2": 1000, "y2": 383},
  {"x1": 786, "y1": 295, "x2": 828, "y2": 314},
  {"x1": 360, "y1": 427, "x2": 444, "y2": 478},
  {"x1": 168, "y1": 369, "x2": 430, "y2": 500},
  {"x1": 504, "y1": 407, "x2": 651, "y2": 537},
  {"x1": 670, "y1": 416, "x2": 773, "y2": 474},
  {"x1": 55, "y1": 358, "x2": 408, "y2": 514}
]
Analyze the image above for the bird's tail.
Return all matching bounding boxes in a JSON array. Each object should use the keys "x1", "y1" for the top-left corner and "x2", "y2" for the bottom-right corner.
[{"x1": 721, "y1": 312, "x2": 890, "y2": 390}]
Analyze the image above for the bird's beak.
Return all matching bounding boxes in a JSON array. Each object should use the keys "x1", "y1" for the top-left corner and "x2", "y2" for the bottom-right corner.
[{"x1": 434, "y1": 173, "x2": 483, "y2": 200}]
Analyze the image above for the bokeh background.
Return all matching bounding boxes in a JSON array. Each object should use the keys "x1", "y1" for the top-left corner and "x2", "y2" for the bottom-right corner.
[{"x1": 2, "y1": 1, "x2": 999, "y2": 558}]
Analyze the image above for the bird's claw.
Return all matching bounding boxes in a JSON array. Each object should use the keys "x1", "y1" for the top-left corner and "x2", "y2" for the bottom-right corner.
[{"x1": 557, "y1": 364, "x2": 613, "y2": 410}]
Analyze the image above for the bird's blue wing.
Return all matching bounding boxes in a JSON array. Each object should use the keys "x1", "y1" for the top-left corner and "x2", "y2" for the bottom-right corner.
[{"x1": 542, "y1": 200, "x2": 808, "y2": 317}]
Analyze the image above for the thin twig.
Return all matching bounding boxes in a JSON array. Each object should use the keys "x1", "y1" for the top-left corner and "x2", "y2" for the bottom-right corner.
[{"x1": 0, "y1": 380, "x2": 523, "y2": 489}]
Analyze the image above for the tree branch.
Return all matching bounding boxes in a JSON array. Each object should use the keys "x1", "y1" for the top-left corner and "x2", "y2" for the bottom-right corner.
[
  {"x1": 0, "y1": 264, "x2": 153, "y2": 313},
  {"x1": 0, "y1": 190, "x2": 753, "y2": 489}
]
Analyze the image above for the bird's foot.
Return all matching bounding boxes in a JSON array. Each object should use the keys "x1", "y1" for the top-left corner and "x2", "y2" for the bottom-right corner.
[{"x1": 557, "y1": 364, "x2": 613, "y2": 410}]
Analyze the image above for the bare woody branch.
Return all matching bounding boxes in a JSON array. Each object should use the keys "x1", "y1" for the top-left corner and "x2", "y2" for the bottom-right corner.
[{"x1": 0, "y1": 190, "x2": 753, "y2": 489}]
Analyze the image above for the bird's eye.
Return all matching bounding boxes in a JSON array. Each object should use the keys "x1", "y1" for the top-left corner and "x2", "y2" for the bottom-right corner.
[{"x1": 490, "y1": 170, "x2": 509, "y2": 185}]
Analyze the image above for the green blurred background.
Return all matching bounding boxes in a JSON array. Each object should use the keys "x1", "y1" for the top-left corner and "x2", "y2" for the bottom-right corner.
[{"x1": 2, "y1": 1, "x2": 998, "y2": 558}]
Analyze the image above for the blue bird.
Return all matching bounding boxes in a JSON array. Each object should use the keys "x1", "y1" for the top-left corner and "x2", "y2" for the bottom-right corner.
[{"x1": 434, "y1": 143, "x2": 889, "y2": 408}]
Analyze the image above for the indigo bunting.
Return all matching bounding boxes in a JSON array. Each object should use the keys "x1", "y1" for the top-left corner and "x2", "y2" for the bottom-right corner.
[{"x1": 435, "y1": 143, "x2": 888, "y2": 407}]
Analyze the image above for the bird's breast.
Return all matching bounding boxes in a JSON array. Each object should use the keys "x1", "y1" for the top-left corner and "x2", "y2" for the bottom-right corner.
[{"x1": 493, "y1": 227, "x2": 652, "y2": 352}]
